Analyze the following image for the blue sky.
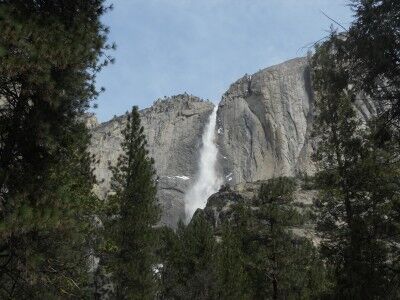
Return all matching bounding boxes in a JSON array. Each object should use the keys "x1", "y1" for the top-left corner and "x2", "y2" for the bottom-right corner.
[{"x1": 95, "y1": 0, "x2": 353, "y2": 122}]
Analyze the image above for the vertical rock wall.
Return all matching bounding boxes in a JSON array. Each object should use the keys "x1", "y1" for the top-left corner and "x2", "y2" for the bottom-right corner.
[
  {"x1": 216, "y1": 57, "x2": 316, "y2": 185},
  {"x1": 89, "y1": 94, "x2": 214, "y2": 228},
  {"x1": 89, "y1": 57, "x2": 377, "y2": 228}
]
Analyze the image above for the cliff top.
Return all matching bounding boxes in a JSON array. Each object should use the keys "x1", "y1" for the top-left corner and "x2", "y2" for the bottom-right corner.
[
  {"x1": 93, "y1": 93, "x2": 213, "y2": 130},
  {"x1": 222, "y1": 56, "x2": 309, "y2": 100}
]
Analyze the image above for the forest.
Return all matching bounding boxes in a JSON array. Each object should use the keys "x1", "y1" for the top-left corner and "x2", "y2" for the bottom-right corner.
[{"x1": 0, "y1": 0, "x2": 399, "y2": 299}]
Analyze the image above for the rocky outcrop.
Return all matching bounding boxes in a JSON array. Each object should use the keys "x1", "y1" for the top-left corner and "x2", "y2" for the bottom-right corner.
[
  {"x1": 196, "y1": 180, "x2": 318, "y2": 244},
  {"x1": 89, "y1": 94, "x2": 214, "y2": 228},
  {"x1": 216, "y1": 57, "x2": 376, "y2": 187},
  {"x1": 84, "y1": 113, "x2": 99, "y2": 129},
  {"x1": 216, "y1": 57, "x2": 316, "y2": 185}
]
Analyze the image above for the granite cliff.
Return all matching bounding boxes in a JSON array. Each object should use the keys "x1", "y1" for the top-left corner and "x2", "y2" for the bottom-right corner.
[
  {"x1": 89, "y1": 94, "x2": 214, "y2": 228},
  {"x1": 89, "y1": 56, "x2": 375, "y2": 228},
  {"x1": 196, "y1": 180, "x2": 318, "y2": 244},
  {"x1": 216, "y1": 57, "x2": 315, "y2": 184}
]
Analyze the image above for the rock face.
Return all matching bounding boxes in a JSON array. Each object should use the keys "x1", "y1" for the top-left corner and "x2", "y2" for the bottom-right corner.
[
  {"x1": 196, "y1": 180, "x2": 318, "y2": 243},
  {"x1": 90, "y1": 58, "x2": 317, "y2": 228},
  {"x1": 89, "y1": 94, "x2": 214, "y2": 228},
  {"x1": 89, "y1": 56, "x2": 376, "y2": 228},
  {"x1": 216, "y1": 57, "x2": 316, "y2": 185}
]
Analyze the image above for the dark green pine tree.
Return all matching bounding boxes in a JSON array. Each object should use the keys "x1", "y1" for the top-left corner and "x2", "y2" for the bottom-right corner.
[
  {"x1": 180, "y1": 212, "x2": 217, "y2": 300},
  {"x1": 103, "y1": 106, "x2": 160, "y2": 299},
  {"x1": 312, "y1": 34, "x2": 400, "y2": 299},
  {"x1": 347, "y1": 0, "x2": 400, "y2": 127},
  {"x1": 0, "y1": 1, "x2": 111, "y2": 298},
  {"x1": 250, "y1": 177, "x2": 328, "y2": 300},
  {"x1": 157, "y1": 225, "x2": 181, "y2": 299},
  {"x1": 159, "y1": 213, "x2": 217, "y2": 300},
  {"x1": 348, "y1": 2, "x2": 400, "y2": 295},
  {"x1": 215, "y1": 223, "x2": 250, "y2": 300}
]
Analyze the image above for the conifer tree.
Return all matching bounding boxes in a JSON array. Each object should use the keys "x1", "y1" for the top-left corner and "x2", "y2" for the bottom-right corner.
[
  {"x1": 347, "y1": 0, "x2": 400, "y2": 127},
  {"x1": 215, "y1": 223, "x2": 249, "y2": 300},
  {"x1": 182, "y1": 213, "x2": 217, "y2": 300},
  {"x1": 214, "y1": 179, "x2": 327, "y2": 299},
  {"x1": 159, "y1": 213, "x2": 217, "y2": 300},
  {"x1": 0, "y1": 1, "x2": 111, "y2": 298},
  {"x1": 157, "y1": 226, "x2": 180, "y2": 299},
  {"x1": 312, "y1": 34, "x2": 400, "y2": 298},
  {"x1": 250, "y1": 177, "x2": 327, "y2": 299},
  {"x1": 102, "y1": 106, "x2": 160, "y2": 299}
]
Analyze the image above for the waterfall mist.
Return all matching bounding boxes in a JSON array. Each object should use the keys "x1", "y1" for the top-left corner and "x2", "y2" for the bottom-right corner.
[{"x1": 185, "y1": 106, "x2": 222, "y2": 222}]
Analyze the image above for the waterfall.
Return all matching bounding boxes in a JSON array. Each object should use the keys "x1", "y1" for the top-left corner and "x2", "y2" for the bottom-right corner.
[{"x1": 185, "y1": 105, "x2": 222, "y2": 222}]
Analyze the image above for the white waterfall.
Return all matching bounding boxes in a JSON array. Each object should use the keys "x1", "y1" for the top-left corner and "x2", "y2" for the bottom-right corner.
[{"x1": 185, "y1": 106, "x2": 222, "y2": 222}]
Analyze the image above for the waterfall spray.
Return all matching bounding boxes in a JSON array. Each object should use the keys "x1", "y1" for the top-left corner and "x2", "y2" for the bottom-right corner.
[{"x1": 185, "y1": 106, "x2": 222, "y2": 222}]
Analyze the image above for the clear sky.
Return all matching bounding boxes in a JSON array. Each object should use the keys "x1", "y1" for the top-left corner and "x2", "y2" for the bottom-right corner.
[{"x1": 94, "y1": 0, "x2": 354, "y2": 122}]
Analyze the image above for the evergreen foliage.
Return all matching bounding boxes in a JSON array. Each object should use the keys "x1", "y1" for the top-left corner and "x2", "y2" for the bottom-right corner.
[
  {"x1": 215, "y1": 223, "x2": 249, "y2": 300},
  {"x1": 1, "y1": 0, "x2": 399, "y2": 298},
  {"x1": 0, "y1": 1, "x2": 110, "y2": 298},
  {"x1": 102, "y1": 106, "x2": 160, "y2": 300},
  {"x1": 160, "y1": 178, "x2": 327, "y2": 300},
  {"x1": 245, "y1": 178, "x2": 328, "y2": 299},
  {"x1": 311, "y1": 24, "x2": 400, "y2": 299},
  {"x1": 348, "y1": 0, "x2": 400, "y2": 127},
  {"x1": 159, "y1": 214, "x2": 216, "y2": 300}
]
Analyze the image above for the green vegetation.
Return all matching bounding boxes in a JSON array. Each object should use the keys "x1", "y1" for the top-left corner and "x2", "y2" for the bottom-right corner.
[
  {"x1": 0, "y1": 1, "x2": 111, "y2": 298},
  {"x1": 310, "y1": 1, "x2": 400, "y2": 298},
  {"x1": 159, "y1": 178, "x2": 328, "y2": 300},
  {"x1": 159, "y1": 214, "x2": 217, "y2": 300},
  {"x1": 0, "y1": 0, "x2": 399, "y2": 298},
  {"x1": 101, "y1": 107, "x2": 160, "y2": 299}
]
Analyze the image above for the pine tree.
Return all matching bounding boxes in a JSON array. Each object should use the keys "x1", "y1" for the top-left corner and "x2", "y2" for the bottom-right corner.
[
  {"x1": 250, "y1": 177, "x2": 327, "y2": 299},
  {"x1": 215, "y1": 178, "x2": 328, "y2": 299},
  {"x1": 102, "y1": 106, "x2": 160, "y2": 299},
  {"x1": 157, "y1": 225, "x2": 180, "y2": 299},
  {"x1": 215, "y1": 223, "x2": 249, "y2": 300},
  {"x1": 312, "y1": 33, "x2": 400, "y2": 298},
  {"x1": 183, "y1": 213, "x2": 217, "y2": 300},
  {"x1": 0, "y1": 1, "x2": 111, "y2": 298},
  {"x1": 159, "y1": 213, "x2": 217, "y2": 300},
  {"x1": 347, "y1": 0, "x2": 400, "y2": 127},
  {"x1": 348, "y1": 2, "x2": 400, "y2": 295}
]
